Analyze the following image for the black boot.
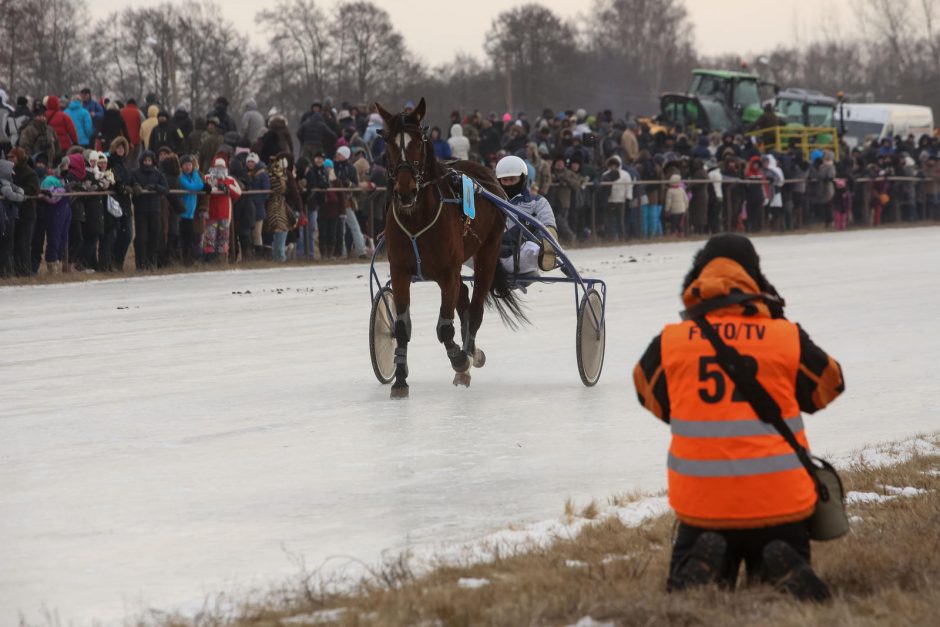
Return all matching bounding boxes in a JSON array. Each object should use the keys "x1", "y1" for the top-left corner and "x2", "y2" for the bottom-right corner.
[
  {"x1": 669, "y1": 531, "x2": 726, "y2": 591},
  {"x1": 761, "y1": 540, "x2": 831, "y2": 602}
]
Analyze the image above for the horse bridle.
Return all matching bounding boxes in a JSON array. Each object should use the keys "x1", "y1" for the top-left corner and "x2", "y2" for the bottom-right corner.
[{"x1": 386, "y1": 114, "x2": 432, "y2": 195}]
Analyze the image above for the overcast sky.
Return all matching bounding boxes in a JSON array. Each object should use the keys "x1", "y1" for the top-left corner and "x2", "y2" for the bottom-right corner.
[{"x1": 90, "y1": 0, "x2": 854, "y2": 65}]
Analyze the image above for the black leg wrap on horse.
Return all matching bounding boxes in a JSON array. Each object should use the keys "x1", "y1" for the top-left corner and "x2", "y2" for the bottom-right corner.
[
  {"x1": 397, "y1": 309, "x2": 412, "y2": 342},
  {"x1": 461, "y1": 317, "x2": 469, "y2": 344},
  {"x1": 437, "y1": 315, "x2": 455, "y2": 344},
  {"x1": 394, "y1": 347, "x2": 408, "y2": 378},
  {"x1": 395, "y1": 318, "x2": 410, "y2": 345}
]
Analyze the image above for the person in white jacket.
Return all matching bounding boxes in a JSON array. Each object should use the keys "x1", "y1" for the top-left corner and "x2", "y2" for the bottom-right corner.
[
  {"x1": 447, "y1": 123, "x2": 470, "y2": 160},
  {"x1": 495, "y1": 155, "x2": 558, "y2": 275},
  {"x1": 664, "y1": 173, "x2": 689, "y2": 236},
  {"x1": 601, "y1": 155, "x2": 633, "y2": 240},
  {"x1": 761, "y1": 153, "x2": 785, "y2": 227}
]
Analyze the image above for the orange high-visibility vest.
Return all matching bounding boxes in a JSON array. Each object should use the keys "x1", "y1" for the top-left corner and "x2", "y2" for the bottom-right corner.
[{"x1": 660, "y1": 314, "x2": 816, "y2": 529}]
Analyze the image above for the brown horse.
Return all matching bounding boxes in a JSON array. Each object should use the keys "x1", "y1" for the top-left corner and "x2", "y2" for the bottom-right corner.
[{"x1": 375, "y1": 98, "x2": 525, "y2": 398}]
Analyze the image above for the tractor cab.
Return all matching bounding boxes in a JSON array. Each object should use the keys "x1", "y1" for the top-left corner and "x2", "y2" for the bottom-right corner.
[
  {"x1": 774, "y1": 89, "x2": 836, "y2": 128},
  {"x1": 659, "y1": 69, "x2": 768, "y2": 133}
]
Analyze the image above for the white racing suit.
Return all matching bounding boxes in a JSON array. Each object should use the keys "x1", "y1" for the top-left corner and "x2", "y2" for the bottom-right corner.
[{"x1": 500, "y1": 191, "x2": 559, "y2": 275}]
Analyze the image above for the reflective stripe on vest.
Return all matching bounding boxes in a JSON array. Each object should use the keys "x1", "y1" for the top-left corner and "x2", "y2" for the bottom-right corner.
[
  {"x1": 670, "y1": 415, "x2": 804, "y2": 438},
  {"x1": 667, "y1": 451, "x2": 804, "y2": 477}
]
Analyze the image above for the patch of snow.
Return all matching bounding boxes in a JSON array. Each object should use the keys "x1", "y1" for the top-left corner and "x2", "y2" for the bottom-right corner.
[
  {"x1": 457, "y1": 577, "x2": 489, "y2": 589},
  {"x1": 847, "y1": 491, "x2": 895, "y2": 504},
  {"x1": 281, "y1": 607, "x2": 346, "y2": 624},
  {"x1": 601, "y1": 554, "x2": 633, "y2": 565},
  {"x1": 848, "y1": 515, "x2": 864, "y2": 524},
  {"x1": 565, "y1": 559, "x2": 589, "y2": 569},
  {"x1": 925, "y1": 469, "x2": 940, "y2": 477},
  {"x1": 568, "y1": 617, "x2": 615, "y2": 627},
  {"x1": 843, "y1": 437, "x2": 940, "y2": 469},
  {"x1": 881, "y1": 485, "x2": 928, "y2": 497},
  {"x1": 609, "y1": 496, "x2": 671, "y2": 526}
]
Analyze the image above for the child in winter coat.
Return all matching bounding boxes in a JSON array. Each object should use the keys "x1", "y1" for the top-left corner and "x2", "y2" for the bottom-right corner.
[
  {"x1": 202, "y1": 157, "x2": 241, "y2": 259},
  {"x1": 39, "y1": 158, "x2": 72, "y2": 273},
  {"x1": 664, "y1": 173, "x2": 688, "y2": 236}
]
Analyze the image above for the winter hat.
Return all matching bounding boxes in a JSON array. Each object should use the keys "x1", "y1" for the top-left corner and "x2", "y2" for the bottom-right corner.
[
  {"x1": 214, "y1": 158, "x2": 227, "y2": 168},
  {"x1": 180, "y1": 154, "x2": 194, "y2": 165},
  {"x1": 502, "y1": 113, "x2": 512, "y2": 123},
  {"x1": 576, "y1": 108, "x2": 587, "y2": 120},
  {"x1": 324, "y1": 158, "x2": 334, "y2": 169},
  {"x1": 682, "y1": 234, "x2": 769, "y2": 295},
  {"x1": 246, "y1": 152, "x2": 259, "y2": 164},
  {"x1": 809, "y1": 149, "x2": 823, "y2": 163},
  {"x1": 368, "y1": 112, "x2": 383, "y2": 126},
  {"x1": 335, "y1": 146, "x2": 351, "y2": 160},
  {"x1": 338, "y1": 110, "x2": 352, "y2": 121},
  {"x1": 669, "y1": 173, "x2": 681, "y2": 183},
  {"x1": 16, "y1": 96, "x2": 28, "y2": 107}
]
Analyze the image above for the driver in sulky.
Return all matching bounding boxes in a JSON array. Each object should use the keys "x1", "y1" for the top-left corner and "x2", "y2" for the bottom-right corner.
[{"x1": 494, "y1": 155, "x2": 560, "y2": 275}]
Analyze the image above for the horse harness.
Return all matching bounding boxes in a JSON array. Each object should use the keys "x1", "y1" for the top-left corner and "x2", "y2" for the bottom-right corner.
[{"x1": 386, "y1": 116, "x2": 480, "y2": 280}]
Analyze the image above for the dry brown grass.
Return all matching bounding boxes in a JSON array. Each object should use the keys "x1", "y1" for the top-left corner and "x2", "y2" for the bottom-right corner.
[{"x1": 141, "y1": 436, "x2": 940, "y2": 627}]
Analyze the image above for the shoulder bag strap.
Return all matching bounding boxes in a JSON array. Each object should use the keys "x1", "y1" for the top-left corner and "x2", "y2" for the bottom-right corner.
[{"x1": 692, "y1": 316, "x2": 828, "y2": 498}]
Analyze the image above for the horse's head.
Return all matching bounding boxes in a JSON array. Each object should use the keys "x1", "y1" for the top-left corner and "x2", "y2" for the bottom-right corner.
[{"x1": 376, "y1": 98, "x2": 429, "y2": 211}]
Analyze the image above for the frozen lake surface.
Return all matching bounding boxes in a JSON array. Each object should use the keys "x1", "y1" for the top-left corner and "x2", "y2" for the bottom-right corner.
[{"x1": 2, "y1": 227, "x2": 938, "y2": 624}]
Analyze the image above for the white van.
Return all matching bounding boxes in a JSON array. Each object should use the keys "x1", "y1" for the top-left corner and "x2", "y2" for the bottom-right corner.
[{"x1": 839, "y1": 103, "x2": 934, "y2": 148}]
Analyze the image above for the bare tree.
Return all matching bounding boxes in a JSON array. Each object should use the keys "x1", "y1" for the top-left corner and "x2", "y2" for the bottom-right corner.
[{"x1": 484, "y1": 4, "x2": 577, "y2": 112}]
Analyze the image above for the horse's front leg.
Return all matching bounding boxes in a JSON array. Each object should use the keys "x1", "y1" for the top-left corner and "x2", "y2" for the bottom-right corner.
[
  {"x1": 436, "y1": 272, "x2": 471, "y2": 385},
  {"x1": 390, "y1": 265, "x2": 413, "y2": 399}
]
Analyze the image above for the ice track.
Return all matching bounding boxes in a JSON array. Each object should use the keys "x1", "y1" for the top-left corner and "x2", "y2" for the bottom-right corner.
[{"x1": 1, "y1": 227, "x2": 938, "y2": 624}]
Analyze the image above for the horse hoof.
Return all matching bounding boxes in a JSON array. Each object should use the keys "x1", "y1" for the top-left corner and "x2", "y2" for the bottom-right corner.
[
  {"x1": 472, "y1": 348, "x2": 486, "y2": 368},
  {"x1": 390, "y1": 384, "x2": 409, "y2": 399},
  {"x1": 451, "y1": 354, "x2": 471, "y2": 374},
  {"x1": 453, "y1": 372, "x2": 471, "y2": 388}
]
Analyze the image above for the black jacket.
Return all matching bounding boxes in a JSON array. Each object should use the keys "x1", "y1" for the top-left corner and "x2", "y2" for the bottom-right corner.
[
  {"x1": 296, "y1": 113, "x2": 337, "y2": 153},
  {"x1": 12, "y1": 161, "x2": 39, "y2": 222},
  {"x1": 130, "y1": 151, "x2": 169, "y2": 213}
]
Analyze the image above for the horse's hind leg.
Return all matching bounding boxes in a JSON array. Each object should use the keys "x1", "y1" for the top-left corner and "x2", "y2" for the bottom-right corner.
[
  {"x1": 456, "y1": 282, "x2": 485, "y2": 368},
  {"x1": 464, "y1": 235, "x2": 501, "y2": 368},
  {"x1": 437, "y1": 273, "x2": 471, "y2": 379},
  {"x1": 390, "y1": 266, "x2": 412, "y2": 399}
]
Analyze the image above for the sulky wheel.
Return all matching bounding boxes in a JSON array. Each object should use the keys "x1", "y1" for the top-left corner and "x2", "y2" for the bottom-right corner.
[
  {"x1": 576, "y1": 288, "x2": 606, "y2": 386},
  {"x1": 370, "y1": 288, "x2": 397, "y2": 384}
]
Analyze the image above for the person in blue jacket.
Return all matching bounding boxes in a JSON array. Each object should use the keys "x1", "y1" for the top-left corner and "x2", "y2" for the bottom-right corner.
[
  {"x1": 179, "y1": 154, "x2": 208, "y2": 265},
  {"x1": 65, "y1": 97, "x2": 94, "y2": 148}
]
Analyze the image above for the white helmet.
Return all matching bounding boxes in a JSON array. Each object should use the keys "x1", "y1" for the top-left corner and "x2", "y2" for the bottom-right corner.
[{"x1": 494, "y1": 155, "x2": 528, "y2": 179}]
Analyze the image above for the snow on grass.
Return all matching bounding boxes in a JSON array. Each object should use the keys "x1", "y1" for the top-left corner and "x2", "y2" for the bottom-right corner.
[
  {"x1": 568, "y1": 617, "x2": 615, "y2": 627},
  {"x1": 280, "y1": 607, "x2": 346, "y2": 624},
  {"x1": 881, "y1": 485, "x2": 928, "y2": 497},
  {"x1": 847, "y1": 491, "x2": 896, "y2": 504},
  {"x1": 847, "y1": 485, "x2": 930, "y2": 505},
  {"x1": 841, "y1": 435, "x2": 940, "y2": 469},
  {"x1": 565, "y1": 559, "x2": 589, "y2": 569},
  {"x1": 456, "y1": 577, "x2": 489, "y2": 589}
]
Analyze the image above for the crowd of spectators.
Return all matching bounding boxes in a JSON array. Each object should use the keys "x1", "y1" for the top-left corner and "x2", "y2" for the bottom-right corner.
[{"x1": 0, "y1": 87, "x2": 937, "y2": 279}]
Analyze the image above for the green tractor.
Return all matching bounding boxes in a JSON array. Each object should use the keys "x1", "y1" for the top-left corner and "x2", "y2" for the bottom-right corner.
[{"x1": 659, "y1": 69, "x2": 770, "y2": 133}]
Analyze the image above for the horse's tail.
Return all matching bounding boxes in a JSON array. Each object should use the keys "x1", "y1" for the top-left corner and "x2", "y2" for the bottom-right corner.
[{"x1": 486, "y1": 262, "x2": 529, "y2": 330}]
